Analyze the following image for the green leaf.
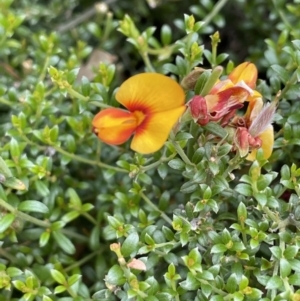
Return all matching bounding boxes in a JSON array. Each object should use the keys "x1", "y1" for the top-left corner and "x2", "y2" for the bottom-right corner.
[
  {"x1": 194, "y1": 70, "x2": 211, "y2": 95},
  {"x1": 192, "y1": 148, "x2": 205, "y2": 164},
  {"x1": 62, "y1": 211, "x2": 80, "y2": 223},
  {"x1": 18, "y1": 200, "x2": 49, "y2": 214},
  {"x1": 49, "y1": 125, "x2": 59, "y2": 143},
  {"x1": 211, "y1": 244, "x2": 227, "y2": 253},
  {"x1": 237, "y1": 202, "x2": 247, "y2": 221},
  {"x1": 270, "y1": 64, "x2": 290, "y2": 83},
  {"x1": 265, "y1": 275, "x2": 283, "y2": 289},
  {"x1": 280, "y1": 165, "x2": 291, "y2": 180},
  {"x1": 121, "y1": 232, "x2": 139, "y2": 257},
  {"x1": 54, "y1": 285, "x2": 66, "y2": 294},
  {"x1": 161, "y1": 24, "x2": 172, "y2": 45},
  {"x1": 2, "y1": 177, "x2": 26, "y2": 190},
  {"x1": 0, "y1": 213, "x2": 15, "y2": 233},
  {"x1": 180, "y1": 181, "x2": 199, "y2": 194},
  {"x1": 289, "y1": 273, "x2": 300, "y2": 286},
  {"x1": 284, "y1": 246, "x2": 298, "y2": 259},
  {"x1": 270, "y1": 246, "x2": 282, "y2": 259},
  {"x1": 68, "y1": 274, "x2": 82, "y2": 286},
  {"x1": 10, "y1": 138, "x2": 20, "y2": 159},
  {"x1": 157, "y1": 163, "x2": 168, "y2": 179},
  {"x1": 81, "y1": 76, "x2": 90, "y2": 96},
  {"x1": 67, "y1": 188, "x2": 82, "y2": 207},
  {"x1": 0, "y1": 157, "x2": 12, "y2": 178},
  {"x1": 12, "y1": 280, "x2": 26, "y2": 291},
  {"x1": 35, "y1": 180, "x2": 50, "y2": 197},
  {"x1": 137, "y1": 173, "x2": 152, "y2": 185},
  {"x1": 105, "y1": 265, "x2": 126, "y2": 286},
  {"x1": 216, "y1": 53, "x2": 229, "y2": 64},
  {"x1": 168, "y1": 158, "x2": 185, "y2": 170},
  {"x1": 179, "y1": 272, "x2": 200, "y2": 290},
  {"x1": 50, "y1": 269, "x2": 66, "y2": 285},
  {"x1": 292, "y1": 39, "x2": 300, "y2": 50},
  {"x1": 253, "y1": 191, "x2": 267, "y2": 207},
  {"x1": 52, "y1": 230, "x2": 76, "y2": 254},
  {"x1": 235, "y1": 184, "x2": 252, "y2": 197},
  {"x1": 217, "y1": 143, "x2": 232, "y2": 157},
  {"x1": 280, "y1": 258, "x2": 291, "y2": 277},
  {"x1": 201, "y1": 282, "x2": 212, "y2": 298},
  {"x1": 204, "y1": 122, "x2": 228, "y2": 138},
  {"x1": 7, "y1": 267, "x2": 23, "y2": 277},
  {"x1": 225, "y1": 274, "x2": 237, "y2": 294},
  {"x1": 39, "y1": 231, "x2": 50, "y2": 247}
]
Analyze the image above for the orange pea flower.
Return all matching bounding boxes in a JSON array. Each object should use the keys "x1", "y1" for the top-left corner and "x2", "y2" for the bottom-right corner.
[
  {"x1": 233, "y1": 97, "x2": 275, "y2": 161},
  {"x1": 189, "y1": 62, "x2": 258, "y2": 126},
  {"x1": 92, "y1": 73, "x2": 186, "y2": 154}
]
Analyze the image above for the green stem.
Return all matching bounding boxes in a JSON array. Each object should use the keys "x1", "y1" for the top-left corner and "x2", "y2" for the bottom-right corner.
[
  {"x1": 66, "y1": 86, "x2": 112, "y2": 109},
  {"x1": 37, "y1": 55, "x2": 51, "y2": 85},
  {"x1": 154, "y1": 241, "x2": 178, "y2": 248},
  {"x1": 169, "y1": 131, "x2": 194, "y2": 166},
  {"x1": 61, "y1": 229, "x2": 89, "y2": 242},
  {"x1": 186, "y1": 122, "x2": 198, "y2": 159},
  {"x1": 52, "y1": 145, "x2": 127, "y2": 173},
  {"x1": 65, "y1": 86, "x2": 89, "y2": 101},
  {"x1": 141, "y1": 51, "x2": 155, "y2": 72},
  {"x1": 278, "y1": 69, "x2": 299, "y2": 101},
  {"x1": 140, "y1": 191, "x2": 173, "y2": 225},
  {"x1": 0, "y1": 247, "x2": 18, "y2": 262},
  {"x1": 82, "y1": 212, "x2": 97, "y2": 226},
  {"x1": 19, "y1": 132, "x2": 127, "y2": 173},
  {"x1": 270, "y1": 226, "x2": 281, "y2": 300},
  {"x1": 147, "y1": 44, "x2": 175, "y2": 56},
  {"x1": 173, "y1": 140, "x2": 193, "y2": 165},
  {"x1": 202, "y1": 0, "x2": 229, "y2": 26},
  {"x1": 223, "y1": 153, "x2": 243, "y2": 176},
  {"x1": 0, "y1": 198, "x2": 50, "y2": 228},
  {"x1": 272, "y1": 0, "x2": 293, "y2": 31},
  {"x1": 145, "y1": 0, "x2": 229, "y2": 59},
  {"x1": 199, "y1": 279, "x2": 228, "y2": 297},
  {"x1": 278, "y1": 229, "x2": 293, "y2": 294},
  {"x1": 65, "y1": 250, "x2": 101, "y2": 272},
  {"x1": 0, "y1": 97, "x2": 14, "y2": 107},
  {"x1": 141, "y1": 153, "x2": 177, "y2": 172}
]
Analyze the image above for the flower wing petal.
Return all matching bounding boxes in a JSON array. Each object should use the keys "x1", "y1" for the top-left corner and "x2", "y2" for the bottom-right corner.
[
  {"x1": 228, "y1": 62, "x2": 258, "y2": 89},
  {"x1": 92, "y1": 108, "x2": 137, "y2": 145},
  {"x1": 209, "y1": 79, "x2": 234, "y2": 94},
  {"x1": 130, "y1": 106, "x2": 186, "y2": 154},
  {"x1": 247, "y1": 126, "x2": 274, "y2": 161},
  {"x1": 116, "y1": 73, "x2": 185, "y2": 113},
  {"x1": 206, "y1": 86, "x2": 250, "y2": 114}
]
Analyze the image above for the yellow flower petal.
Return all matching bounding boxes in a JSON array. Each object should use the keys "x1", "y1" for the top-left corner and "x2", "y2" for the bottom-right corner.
[
  {"x1": 247, "y1": 126, "x2": 274, "y2": 161},
  {"x1": 130, "y1": 106, "x2": 186, "y2": 154},
  {"x1": 92, "y1": 108, "x2": 137, "y2": 145},
  {"x1": 228, "y1": 62, "x2": 258, "y2": 89},
  {"x1": 115, "y1": 73, "x2": 185, "y2": 113}
]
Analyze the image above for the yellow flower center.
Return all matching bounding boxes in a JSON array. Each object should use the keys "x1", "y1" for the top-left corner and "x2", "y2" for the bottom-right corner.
[{"x1": 133, "y1": 110, "x2": 146, "y2": 127}]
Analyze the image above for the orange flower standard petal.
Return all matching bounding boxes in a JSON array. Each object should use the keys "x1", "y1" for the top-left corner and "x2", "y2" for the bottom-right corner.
[
  {"x1": 92, "y1": 73, "x2": 186, "y2": 154},
  {"x1": 228, "y1": 62, "x2": 258, "y2": 89}
]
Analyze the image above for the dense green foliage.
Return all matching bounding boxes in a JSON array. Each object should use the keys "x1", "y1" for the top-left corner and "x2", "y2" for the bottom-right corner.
[{"x1": 1, "y1": 0, "x2": 300, "y2": 300}]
